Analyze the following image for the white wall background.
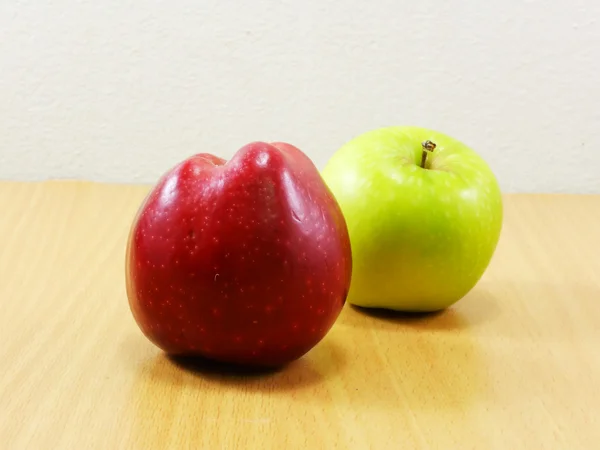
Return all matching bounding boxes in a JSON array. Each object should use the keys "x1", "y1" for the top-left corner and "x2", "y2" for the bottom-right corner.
[{"x1": 1, "y1": 0, "x2": 599, "y2": 193}]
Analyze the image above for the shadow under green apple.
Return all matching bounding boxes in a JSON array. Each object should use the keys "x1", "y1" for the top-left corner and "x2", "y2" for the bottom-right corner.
[
  {"x1": 326, "y1": 293, "x2": 496, "y2": 415},
  {"x1": 345, "y1": 285, "x2": 501, "y2": 332}
]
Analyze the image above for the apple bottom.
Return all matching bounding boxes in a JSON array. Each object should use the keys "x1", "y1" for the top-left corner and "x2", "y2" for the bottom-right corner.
[
  {"x1": 149, "y1": 334, "x2": 327, "y2": 368},
  {"x1": 133, "y1": 308, "x2": 341, "y2": 368},
  {"x1": 137, "y1": 327, "x2": 338, "y2": 368}
]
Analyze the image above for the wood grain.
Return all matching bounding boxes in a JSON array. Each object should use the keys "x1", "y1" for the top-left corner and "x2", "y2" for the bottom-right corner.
[{"x1": 1, "y1": 181, "x2": 599, "y2": 449}]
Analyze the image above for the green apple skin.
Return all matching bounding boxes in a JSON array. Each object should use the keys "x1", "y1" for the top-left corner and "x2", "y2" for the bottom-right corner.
[{"x1": 321, "y1": 126, "x2": 503, "y2": 312}]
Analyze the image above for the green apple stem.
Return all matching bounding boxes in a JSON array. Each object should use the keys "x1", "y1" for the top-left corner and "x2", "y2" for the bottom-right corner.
[{"x1": 420, "y1": 140, "x2": 437, "y2": 169}]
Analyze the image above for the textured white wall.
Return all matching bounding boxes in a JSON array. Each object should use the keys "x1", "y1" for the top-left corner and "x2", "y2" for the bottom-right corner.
[{"x1": 1, "y1": 1, "x2": 599, "y2": 193}]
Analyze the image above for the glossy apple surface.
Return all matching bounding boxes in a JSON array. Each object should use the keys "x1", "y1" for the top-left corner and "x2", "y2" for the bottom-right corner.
[
  {"x1": 126, "y1": 142, "x2": 352, "y2": 367},
  {"x1": 321, "y1": 126, "x2": 503, "y2": 312}
]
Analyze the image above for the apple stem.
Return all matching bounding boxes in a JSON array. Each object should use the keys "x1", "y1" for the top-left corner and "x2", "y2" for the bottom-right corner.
[{"x1": 420, "y1": 140, "x2": 437, "y2": 169}]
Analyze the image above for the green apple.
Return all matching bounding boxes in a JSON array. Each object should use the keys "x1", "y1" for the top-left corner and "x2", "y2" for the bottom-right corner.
[{"x1": 321, "y1": 126, "x2": 503, "y2": 312}]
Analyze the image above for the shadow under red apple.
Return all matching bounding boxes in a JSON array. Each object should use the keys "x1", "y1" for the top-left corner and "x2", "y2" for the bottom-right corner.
[{"x1": 134, "y1": 333, "x2": 346, "y2": 393}]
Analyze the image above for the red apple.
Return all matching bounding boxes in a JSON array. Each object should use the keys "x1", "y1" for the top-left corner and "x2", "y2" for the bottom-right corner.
[{"x1": 125, "y1": 142, "x2": 352, "y2": 367}]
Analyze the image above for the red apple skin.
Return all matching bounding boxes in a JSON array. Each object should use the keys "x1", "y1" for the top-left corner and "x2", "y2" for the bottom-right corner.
[{"x1": 125, "y1": 142, "x2": 352, "y2": 367}]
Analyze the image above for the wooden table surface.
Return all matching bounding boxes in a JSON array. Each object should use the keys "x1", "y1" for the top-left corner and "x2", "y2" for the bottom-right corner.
[{"x1": 1, "y1": 181, "x2": 599, "y2": 449}]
